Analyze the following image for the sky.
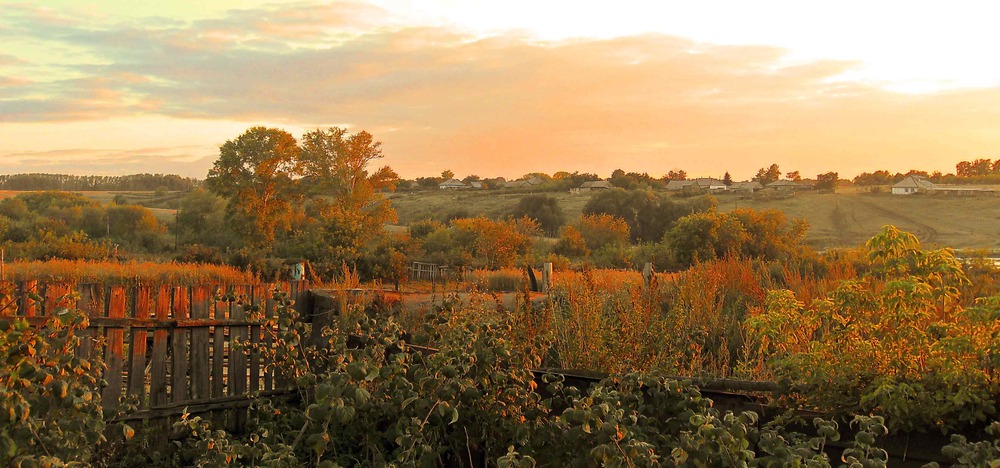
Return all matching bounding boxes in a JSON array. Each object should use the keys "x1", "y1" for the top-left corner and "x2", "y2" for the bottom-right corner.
[{"x1": 2, "y1": 1, "x2": 1000, "y2": 180}]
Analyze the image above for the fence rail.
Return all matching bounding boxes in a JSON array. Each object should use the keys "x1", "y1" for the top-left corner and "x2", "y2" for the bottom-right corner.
[{"x1": 0, "y1": 280, "x2": 310, "y2": 430}]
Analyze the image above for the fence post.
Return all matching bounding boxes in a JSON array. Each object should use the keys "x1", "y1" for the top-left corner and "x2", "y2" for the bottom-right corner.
[
  {"x1": 542, "y1": 263, "x2": 552, "y2": 293},
  {"x1": 643, "y1": 263, "x2": 654, "y2": 288}
]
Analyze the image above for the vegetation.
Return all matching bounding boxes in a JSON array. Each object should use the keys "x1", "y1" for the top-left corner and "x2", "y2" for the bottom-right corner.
[
  {"x1": 0, "y1": 173, "x2": 198, "y2": 192},
  {"x1": 5, "y1": 141, "x2": 1000, "y2": 463}
]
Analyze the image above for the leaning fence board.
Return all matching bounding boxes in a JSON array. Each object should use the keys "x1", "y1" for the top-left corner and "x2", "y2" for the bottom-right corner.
[
  {"x1": 148, "y1": 285, "x2": 172, "y2": 407},
  {"x1": 171, "y1": 286, "x2": 190, "y2": 403},
  {"x1": 127, "y1": 286, "x2": 152, "y2": 400},
  {"x1": 101, "y1": 286, "x2": 127, "y2": 411},
  {"x1": 190, "y1": 286, "x2": 211, "y2": 400}
]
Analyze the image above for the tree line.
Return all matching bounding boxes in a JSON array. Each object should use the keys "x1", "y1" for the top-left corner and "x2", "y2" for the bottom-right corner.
[{"x1": 0, "y1": 173, "x2": 199, "y2": 191}]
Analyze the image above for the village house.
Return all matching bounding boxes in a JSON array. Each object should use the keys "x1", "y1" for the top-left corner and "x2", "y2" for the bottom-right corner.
[
  {"x1": 664, "y1": 178, "x2": 727, "y2": 192},
  {"x1": 573, "y1": 180, "x2": 612, "y2": 192},
  {"x1": 438, "y1": 178, "x2": 468, "y2": 190}
]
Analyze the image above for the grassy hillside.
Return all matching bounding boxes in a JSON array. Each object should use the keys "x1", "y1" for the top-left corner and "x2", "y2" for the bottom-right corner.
[{"x1": 389, "y1": 189, "x2": 1000, "y2": 250}]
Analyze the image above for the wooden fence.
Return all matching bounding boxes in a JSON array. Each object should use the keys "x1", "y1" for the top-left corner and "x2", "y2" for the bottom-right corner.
[{"x1": 0, "y1": 280, "x2": 310, "y2": 430}]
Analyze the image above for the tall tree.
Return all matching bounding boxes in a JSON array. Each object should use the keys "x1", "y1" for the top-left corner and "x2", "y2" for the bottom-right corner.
[
  {"x1": 815, "y1": 172, "x2": 839, "y2": 191},
  {"x1": 723, "y1": 172, "x2": 733, "y2": 186},
  {"x1": 293, "y1": 128, "x2": 399, "y2": 267},
  {"x1": 205, "y1": 127, "x2": 302, "y2": 248},
  {"x1": 753, "y1": 164, "x2": 781, "y2": 184}
]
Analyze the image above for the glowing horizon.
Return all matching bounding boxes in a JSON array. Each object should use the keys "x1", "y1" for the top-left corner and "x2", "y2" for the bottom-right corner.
[{"x1": 2, "y1": 0, "x2": 999, "y2": 180}]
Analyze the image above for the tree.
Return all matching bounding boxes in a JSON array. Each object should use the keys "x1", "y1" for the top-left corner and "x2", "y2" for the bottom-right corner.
[
  {"x1": 205, "y1": 127, "x2": 302, "y2": 249},
  {"x1": 753, "y1": 164, "x2": 781, "y2": 185},
  {"x1": 665, "y1": 210, "x2": 749, "y2": 267},
  {"x1": 723, "y1": 172, "x2": 733, "y2": 186},
  {"x1": 441, "y1": 170, "x2": 455, "y2": 180},
  {"x1": 664, "y1": 170, "x2": 687, "y2": 181},
  {"x1": 509, "y1": 195, "x2": 565, "y2": 237},
  {"x1": 956, "y1": 158, "x2": 992, "y2": 177},
  {"x1": 785, "y1": 171, "x2": 801, "y2": 181},
  {"x1": 292, "y1": 128, "x2": 399, "y2": 270},
  {"x1": 583, "y1": 189, "x2": 715, "y2": 243},
  {"x1": 815, "y1": 172, "x2": 839, "y2": 191},
  {"x1": 175, "y1": 188, "x2": 234, "y2": 248},
  {"x1": 577, "y1": 214, "x2": 630, "y2": 252}
]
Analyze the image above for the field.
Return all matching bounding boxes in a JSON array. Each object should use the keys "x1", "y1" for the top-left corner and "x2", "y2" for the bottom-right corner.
[
  {"x1": 390, "y1": 188, "x2": 1000, "y2": 250},
  {"x1": 0, "y1": 190, "x2": 180, "y2": 222}
]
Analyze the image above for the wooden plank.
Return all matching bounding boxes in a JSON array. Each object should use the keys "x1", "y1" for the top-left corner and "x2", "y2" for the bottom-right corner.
[
  {"x1": 18, "y1": 280, "x2": 37, "y2": 317},
  {"x1": 101, "y1": 286, "x2": 127, "y2": 412},
  {"x1": 189, "y1": 286, "x2": 211, "y2": 401},
  {"x1": 249, "y1": 284, "x2": 262, "y2": 393},
  {"x1": 228, "y1": 286, "x2": 249, "y2": 431},
  {"x1": 75, "y1": 284, "x2": 101, "y2": 358},
  {"x1": 263, "y1": 283, "x2": 277, "y2": 391},
  {"x1": 148, "y1": 285, "x2": 172, "y2": 408},
  {"x1": 211, "y1": 285, "x2": 228, "y2": 426},
  {"x1": 171, "y1": 286, "x2": 190, "y2": 404},
  {"x1": 126, "y1": 286, "x2": 152, "y2": 400}
]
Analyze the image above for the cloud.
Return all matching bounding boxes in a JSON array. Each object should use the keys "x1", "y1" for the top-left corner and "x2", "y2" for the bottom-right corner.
[{"x1": 3, "y1": 1, "x2": 1000, "y2": 179}]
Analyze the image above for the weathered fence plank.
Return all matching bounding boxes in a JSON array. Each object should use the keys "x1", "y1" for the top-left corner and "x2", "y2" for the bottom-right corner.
[
  {"x1": 211, "y1": 286, "x2": 228, "y2": 426},
  {"x1": 190, "y1": 286, "x2": 211, "y2": 401},
  {"x1": 101, "y1": 286, "x2": 126, "y2": 411},
  {"x1": 249, "y1": 284, "x2": 263, "y2": 394},
  {"x1": 171, "y1": 286, "x2": 190, "y2": 404},
  {"x1": 126, "y1": 286, "x2": 151, "y2": 400},
  {"x1": 148, "y1": 285, "x2": 172, "y2": 407}
]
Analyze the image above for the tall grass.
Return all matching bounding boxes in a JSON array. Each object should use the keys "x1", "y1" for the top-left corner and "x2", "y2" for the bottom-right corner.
[{"x1": 0, "y1": 259, "x2": 256, "y2": 285}]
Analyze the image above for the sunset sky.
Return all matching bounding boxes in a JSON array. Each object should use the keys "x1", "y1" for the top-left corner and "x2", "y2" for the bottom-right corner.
[{"x1": 2, "y1": 1, "x2": 1000, "y2": 180}]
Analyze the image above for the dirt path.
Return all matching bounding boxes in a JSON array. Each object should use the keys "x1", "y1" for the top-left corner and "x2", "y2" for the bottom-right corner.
[{"x1": 850, "y1": 197, "x2": 938, "y2": 244}]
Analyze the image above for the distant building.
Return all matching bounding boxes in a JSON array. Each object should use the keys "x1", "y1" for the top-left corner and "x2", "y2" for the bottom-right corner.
[
  {"x1": 469, "y1": 181, "x2": 484, "y2": 189},
  {"x1": 891, "y1": 175, "x2": 936, "y2": 195},
  {"x1": 731, "y1": 181, "x2": 763, "y2": 193},
  {"x1": 438, "y1": 178, "x2": 468, "y2": 190},
  {"x1": 766, "y1": 180, "x2": 804, "y2": 190},
  {"x1": 665, "y1": 178, "x2": 726, "y2": 191},
  {"x1": 891, "y1": 175, "x2": 998, "y2": 196},
  {"x1": 577, "y1": 180, "x2": 612, "y2": 191},
  {"x1": 503, "y1": 176, "x2": 546, "y2": 189}
]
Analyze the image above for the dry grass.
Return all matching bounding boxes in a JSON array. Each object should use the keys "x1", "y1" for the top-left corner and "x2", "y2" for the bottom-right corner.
[{"x1": 0, "y1": 259, "x2": 256, "y2": 285}]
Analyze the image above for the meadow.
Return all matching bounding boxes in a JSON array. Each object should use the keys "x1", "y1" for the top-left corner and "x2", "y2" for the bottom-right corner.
[{"x1": 390, "y1": 187, "x2": 1000, "y2": 250}]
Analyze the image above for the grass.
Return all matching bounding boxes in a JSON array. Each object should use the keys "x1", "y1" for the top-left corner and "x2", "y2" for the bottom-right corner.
[
  {"x1": 391, "y1": 188, "x2": 1000, "y2": 250},
  {"x1": 0, "y1": 259, "x2": 256, "y2": 285}
]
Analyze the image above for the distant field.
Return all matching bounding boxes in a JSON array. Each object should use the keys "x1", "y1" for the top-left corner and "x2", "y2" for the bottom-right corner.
[
  {"x1": 390, "y1": 189, "x2": 1000, "y2": 250},
  {"x1": 0, "y1": 190, "x2": 180, "y2": 222}
]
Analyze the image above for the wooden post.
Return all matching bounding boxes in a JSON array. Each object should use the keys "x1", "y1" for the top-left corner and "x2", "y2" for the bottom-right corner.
[
  {"x1": 542, "y1": 263, "x2": 552, "y2": 293},
  {"x1": 643, "y1": 263, "x2": 654, "y2": 288}
]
